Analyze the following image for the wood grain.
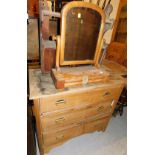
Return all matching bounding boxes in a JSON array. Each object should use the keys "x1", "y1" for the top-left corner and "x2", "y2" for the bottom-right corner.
[
  {"x1": 40, "y1": 0, "x2": 57, "y2": 73},
  {"x1": 105, "y1": 42, "x2": 127, "y2": 66},
  {"x1": 60, "y1": 1, "x2": 105, "y2": 66},
  {"x1": 52, "y1": 65, "x2": 110, "y2": 89},
  {"x1": 39, "y1": 84, "x2": 122, "y2": 113},
  {"x1": 111, "y1": 0, "x2": 127, "y2": 42},
  {"x1": 32, "y1": 99, "x2": 44, "y2": 155},
  {"x1": 40, "y1": 99, "x2": 117, "y2": 132},
  {"x1": 84, "y1": 116, "x2": 110, "y2": 133},
  {"x1": 27, "y1": 18, "x2": 39, "y2": 60},
  {"x1": 43, "y1": 124, "x2": 83, "y2": 146},
  {"x1": 102, "y1": 59, "x2": 127, "y2": 76},
  {"x1": 41, "y1": 48, "x2": 56, "y2": 73},
  {"x1": 27, "y1": 0, "x2": 39, "y2": 17},
  {"x1": 29, "y1": 67, "x2": 125, "y2": 154}
]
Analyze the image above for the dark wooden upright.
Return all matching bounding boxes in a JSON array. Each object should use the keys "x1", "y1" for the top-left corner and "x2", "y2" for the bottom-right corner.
[
  {"x1": 39, "y1": 0, "x2": 56, "y2": 73},
  {"x1": 27, "y1": 0, "x2": 39, "y2": 17}
]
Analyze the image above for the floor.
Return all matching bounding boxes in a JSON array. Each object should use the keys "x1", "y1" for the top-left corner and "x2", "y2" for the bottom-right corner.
[{"x1": 37, "y1": 108, "x2": 127, "y2": 155}]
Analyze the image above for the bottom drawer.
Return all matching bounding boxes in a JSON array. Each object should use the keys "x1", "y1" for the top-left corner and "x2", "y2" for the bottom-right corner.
[
  {"x1": 43, "y1": 124, "x2": 83, "y2": 146},
  {"x1": 84, "y1": 117, "x2": 110, "y2": 133},
  {"x1": 42, "y1": 116, "x2": 110, "y2": 147}
]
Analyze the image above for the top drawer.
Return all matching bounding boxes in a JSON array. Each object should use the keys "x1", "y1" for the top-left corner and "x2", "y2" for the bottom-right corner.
[{"x1": 40, "y1": 85, "x2": 123, "y2": 113}]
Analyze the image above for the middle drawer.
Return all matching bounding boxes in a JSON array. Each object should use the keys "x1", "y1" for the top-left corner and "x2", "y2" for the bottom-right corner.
[
  {"x1": 41, "y1": 99, "x2": 115, "y2": 132},
  {"x1": 41, "y1": 108, "x2": 85, "y2": 132}
]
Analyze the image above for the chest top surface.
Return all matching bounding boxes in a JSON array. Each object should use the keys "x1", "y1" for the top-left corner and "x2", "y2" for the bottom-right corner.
[{"x1": 29, "y1": 63, "x2": 125, "y2": 100}]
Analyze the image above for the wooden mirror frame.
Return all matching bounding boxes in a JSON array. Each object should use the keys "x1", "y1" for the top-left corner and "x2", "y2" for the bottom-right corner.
[{"x1": 56, "y1": 1, "x2": 105, "y2": 68}]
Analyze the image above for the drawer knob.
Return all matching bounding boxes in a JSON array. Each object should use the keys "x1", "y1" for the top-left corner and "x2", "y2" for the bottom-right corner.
[
  {"x1": 56, "y1": 134, "x2": 64, "y2": 140},
  {"x1": 55, "y1": 99, "x2": 66, "y2": 105},
  {"x1": 55, "y1": 117, "x2": 65, "y2": 124}
]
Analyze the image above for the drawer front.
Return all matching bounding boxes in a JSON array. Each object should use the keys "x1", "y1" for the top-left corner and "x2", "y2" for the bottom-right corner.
[
  {"x1": 84, "y1": 100, "x2": 115, "y2": 119},
  {"x1": 43, "y1": 124, "x2": 83, "y2": 146},
  {"x1": 40, "y1": 92, "x2": 92, "y2": 113},
  {"x1": 92, "y1": 86, "x2": 122, "y2": 103},
  {"x1": 40, "y1": 85, "x2": 122, "y2": 113},
  {"x1": 84, "y1": 117, "x2": 110, "y2": 133},
  {"x1": 41, "y1": 99, "x2": 115, "y2": 132},
  {"x1": 41, "y1": 109, "x2": 84, "y2": 132}
]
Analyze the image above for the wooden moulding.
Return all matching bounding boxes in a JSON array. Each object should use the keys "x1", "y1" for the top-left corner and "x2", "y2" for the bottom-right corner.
[
  {"x1": 51, "y1": 66, "x2": 110, "y2": 89},
  {"x1": 59, "y1": 1, "x2": 105, "y2": 67}
]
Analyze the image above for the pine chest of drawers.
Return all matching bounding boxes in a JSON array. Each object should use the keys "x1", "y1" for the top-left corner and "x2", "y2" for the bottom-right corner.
[{"x1": 29, "y1": 68, "x2": 125, "y2": 155}]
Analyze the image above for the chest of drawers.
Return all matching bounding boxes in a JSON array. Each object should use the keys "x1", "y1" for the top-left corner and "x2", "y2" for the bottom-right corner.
[{"x1": 29, "y1": 68, "x2": 125, "y2": 155}]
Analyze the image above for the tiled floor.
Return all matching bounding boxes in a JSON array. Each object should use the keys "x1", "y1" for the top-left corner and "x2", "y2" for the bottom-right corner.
[{"x1": 37, "y1": 108, "x2": 127, "y2": 155}]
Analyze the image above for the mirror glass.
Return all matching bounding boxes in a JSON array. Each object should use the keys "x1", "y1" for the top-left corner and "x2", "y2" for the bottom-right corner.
[{"x1": 64, "y1": 7, "x2": 101, "y2": 61}]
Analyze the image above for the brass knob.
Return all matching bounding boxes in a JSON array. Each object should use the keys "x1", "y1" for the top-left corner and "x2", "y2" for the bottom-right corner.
[
  {"x1": 55, "y1": 117, "x2": 65, "y2": 124},
  {"x1": 56, "y1": 99, "x2": 66, "y2": 105}
]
